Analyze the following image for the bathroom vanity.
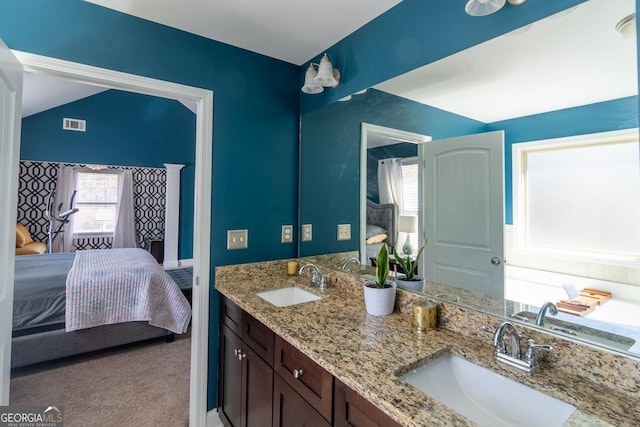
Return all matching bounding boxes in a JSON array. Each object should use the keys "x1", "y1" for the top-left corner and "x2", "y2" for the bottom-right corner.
[{"x1": 216, "y1": 260, "x2": 639, "y2": 426}]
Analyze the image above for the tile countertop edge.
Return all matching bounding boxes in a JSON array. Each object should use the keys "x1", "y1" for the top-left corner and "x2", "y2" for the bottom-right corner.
[{"x1": 214, "y1": 260, "x2": 638, "y2": 427}]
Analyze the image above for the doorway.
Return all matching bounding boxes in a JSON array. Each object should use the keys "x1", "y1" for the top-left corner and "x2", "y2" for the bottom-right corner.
[{"x1": 8, "y1": 50, "x2": 212, "y2": 426}]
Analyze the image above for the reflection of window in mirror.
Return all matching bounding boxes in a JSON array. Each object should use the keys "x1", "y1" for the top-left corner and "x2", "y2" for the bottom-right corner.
[
  {"x1": 512, "y1": 128, "x2": 640, "y2": 273},
  {"x1": 400, "y1": 158, "x2": 419, "y2": 253}
]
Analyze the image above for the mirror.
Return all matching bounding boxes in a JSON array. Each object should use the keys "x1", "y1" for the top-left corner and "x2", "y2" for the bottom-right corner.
[{"x1": 299, "y1": 0, "x2": 640, "y2": 357}]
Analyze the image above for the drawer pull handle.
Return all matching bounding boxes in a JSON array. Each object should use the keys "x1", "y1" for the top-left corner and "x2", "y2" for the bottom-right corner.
[
  {"x1": 234, "y1": 349, "x2": 240, "y2": 356},
  {"x1": 238, "y1": 352, "x2": 246, "y2": 361},
  {"x1": 293, "y1": 369, "x2": 304, "y2": 379}
]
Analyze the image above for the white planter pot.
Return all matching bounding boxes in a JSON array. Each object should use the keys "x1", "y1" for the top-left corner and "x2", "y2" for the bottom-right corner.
[
  {"x1": 396, "y1": 274, "x2": 426, "y2": 293},
  {"x1": 363, "y1": 280, "x2": 397, "y2": 316}
]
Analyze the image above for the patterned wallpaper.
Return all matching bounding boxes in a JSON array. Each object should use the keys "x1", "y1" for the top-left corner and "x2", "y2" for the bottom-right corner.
[{"x1": 17, "y1": 161, "x2": 166, "y2": 251}]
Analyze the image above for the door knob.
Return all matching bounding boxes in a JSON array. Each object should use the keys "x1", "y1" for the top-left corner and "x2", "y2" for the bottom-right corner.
[
  {"x1": 491, "y1": 257, "x2": 501, "y2": 265},
  {"x1": 293, "y1": 369, "x2": 304, "y2": 379}
]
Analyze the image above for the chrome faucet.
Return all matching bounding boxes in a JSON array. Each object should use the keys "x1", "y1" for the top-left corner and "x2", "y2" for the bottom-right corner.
[
  {"x1": 298, "y1": 263, "x2": 326, "y2": 289},
  {"x1": 535, "y1": 302, "x2": 558, "y2": 326},
  {"x1": 341, "y1": 256, "x2": 361, "y2": 271},
  {"x1": 491, "y1": 321, "x2": 554, "y2": 373},
  {"x1": 492, "y1": 321, "x2": 521, "y2": 358}
]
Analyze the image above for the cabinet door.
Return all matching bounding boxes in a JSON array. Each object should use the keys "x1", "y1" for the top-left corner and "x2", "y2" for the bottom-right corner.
[
  {"x1": 273, "y1": 374, "x2": 331, "y2": 427},
  {"x1": 244, "y1": 346, "x2": 273, "y2": 427},
  {"x1": 219, "y1": 325, "x2": 244, "y2": 427},
  {"x1": 334, "y1": 379, "x2": 402, "y2": 427}
]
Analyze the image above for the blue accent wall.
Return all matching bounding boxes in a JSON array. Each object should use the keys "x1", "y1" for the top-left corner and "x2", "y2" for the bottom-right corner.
[
  {"x1": 0, "y1": 0, "x2": 299, "y2": 411},
  {"x1": 20, "y1": 89, "x2": 196, "y2": 258},
  {"x1": 488, "y1": 96, "x2": 639, "y2": 224},
  {"x1": 299, "y1": 89, "x2": 485, "y2": 256}
]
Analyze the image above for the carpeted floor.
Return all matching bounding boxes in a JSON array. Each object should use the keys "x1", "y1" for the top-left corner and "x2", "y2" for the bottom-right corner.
[{"x1": 10, "y1": 330, "x2": 191, "y2": 427}]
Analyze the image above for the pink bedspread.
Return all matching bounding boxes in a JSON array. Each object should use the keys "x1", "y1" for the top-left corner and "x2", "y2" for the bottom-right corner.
[{"x1": 65, "y1": 248, "x2": 191, "y2": 334}]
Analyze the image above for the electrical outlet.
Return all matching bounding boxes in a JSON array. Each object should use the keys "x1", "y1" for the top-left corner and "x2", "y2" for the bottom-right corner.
[
  {"x1": 337, "y1": 224, "x2": 351, "y2": 241},
  {"x1": 301, "y1": 224, "x2": 312, "y2": 242},
  {"x1": 227, "y1": 229, "x2": 248, "y2": 250},
  {"x1": 281, "y1": 225, "x2": 293, "y2": 243}
]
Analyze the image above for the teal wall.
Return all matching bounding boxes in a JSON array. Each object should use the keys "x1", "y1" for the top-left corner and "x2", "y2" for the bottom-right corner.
[
  {"x1": 20, "y1": 89, "x2": 196, "y2": 259},
  {"x1": 0, "y1": 0, "x2": 299, "y2": 411},
  {"x1": 299, "y1": 89, "x2": 485, "y2": 256}
]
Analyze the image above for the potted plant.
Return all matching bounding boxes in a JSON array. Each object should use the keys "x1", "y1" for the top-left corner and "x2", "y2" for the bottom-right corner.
[
  {"x1": 363, "y1": 244, "x2": 397, "y2": 316},
  {"x1": 393, "y1": 239, "x2": 428, "y2": 293}
]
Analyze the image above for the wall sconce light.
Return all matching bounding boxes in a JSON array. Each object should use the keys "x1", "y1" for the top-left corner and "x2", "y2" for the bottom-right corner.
[
  {"x1": 301, "y1": 53, "x2": 341, "y2": 94},
  {"x1": 616, "y1": 13, "x2": 636, "y2": 39},
  {"x1": 465, "y1": 0, "x2": 526, "y2": 17}
]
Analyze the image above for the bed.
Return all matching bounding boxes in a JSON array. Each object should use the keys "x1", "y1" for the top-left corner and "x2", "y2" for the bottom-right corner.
[
  {"x1": 12, "y1": 248, "x2": 191, "y2": 369},
  {"x1": 365, "y1": 199, "x2": 398, "y2": 261}
]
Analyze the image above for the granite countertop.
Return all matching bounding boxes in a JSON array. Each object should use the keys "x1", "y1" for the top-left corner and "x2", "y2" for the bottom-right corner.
[{"x1": 215, "y1": 260, "x2": 634, "y2": 427}]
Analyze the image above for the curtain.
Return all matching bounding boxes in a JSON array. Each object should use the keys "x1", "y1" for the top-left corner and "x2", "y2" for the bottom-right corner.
[
  {"x1": 112, "y1": 170, "x2": 138, "y2": 248},
  {"x1": 52, "y1": 165, "x2": 77, "y2": 252},
  {"x1": 378, "y1": 158, "x2": 404, "y2": 212},
  {"x1": 378, "y1": 158, "x2": 404, "y2": 249}
]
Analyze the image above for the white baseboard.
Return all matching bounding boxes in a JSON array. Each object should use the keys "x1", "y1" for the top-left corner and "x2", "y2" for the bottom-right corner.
[
  {"x1": 179, "y1": 258, "x2": 194, "y2": 268},
  {"x1": 164, "y1": 258, "x2": 193, "y2": 270},
  {"x1": 207, "y1": 410, "x2": 223, "y2": 427}
]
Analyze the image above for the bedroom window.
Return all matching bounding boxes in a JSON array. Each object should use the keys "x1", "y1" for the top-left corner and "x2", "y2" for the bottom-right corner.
[
  {"x1": 512, "y1": 129, "x2": 640, "y2": 263},
  {"x1": 73, "y1": 171, "x2": 120, "y2": 235}
]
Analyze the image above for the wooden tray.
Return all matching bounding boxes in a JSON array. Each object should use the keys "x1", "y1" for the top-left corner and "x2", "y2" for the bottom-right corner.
[{"x1": 557, "y1": 288, "x2": 611, "y2": 317}]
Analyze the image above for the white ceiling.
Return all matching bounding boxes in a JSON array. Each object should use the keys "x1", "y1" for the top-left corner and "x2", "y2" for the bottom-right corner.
[
  {"x1": 375, "y1": 0, "x2": 637, "y2": 123},
  {"x1": 22, "y1": 73, "x2": 108, "y2": 118},
  {"x1": 84, "y1": 0, "x2": 402, "y2": 66}
]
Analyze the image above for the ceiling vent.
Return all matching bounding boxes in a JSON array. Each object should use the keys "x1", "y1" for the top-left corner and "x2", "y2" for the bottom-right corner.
[{"x1": 63, "y1": 118, "x2": 86, "y2": 132}]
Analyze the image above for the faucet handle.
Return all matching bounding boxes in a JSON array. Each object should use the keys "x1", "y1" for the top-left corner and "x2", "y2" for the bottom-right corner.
[
  {"x1": 525, "y1": 339, "x2": 554, "y2": 363},
  {"x1": 319, "y1": 274, "x2": 329, "y2": 290}
]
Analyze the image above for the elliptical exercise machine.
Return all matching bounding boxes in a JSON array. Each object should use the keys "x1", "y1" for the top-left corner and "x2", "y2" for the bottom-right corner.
[{"x1": 45, "y1": 188, "x2": 79, "y2": 253}]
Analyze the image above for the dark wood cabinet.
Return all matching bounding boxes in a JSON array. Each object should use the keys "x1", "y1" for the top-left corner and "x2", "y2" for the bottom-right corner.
[
  {"x1": 334, "y1": 379, "x2": 402, "y2": 427},
  {"x1": 219, "y1": 296, "x2": 400, "y2": 427},
  {"x1": 273, "y1": 374, "x2": 331, "y2": 427},
  {"x1": 219, "y1": 297, "x2": 275, "y2": 427}
]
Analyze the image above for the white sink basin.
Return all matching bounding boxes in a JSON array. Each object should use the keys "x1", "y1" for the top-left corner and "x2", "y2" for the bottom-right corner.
[
  {"x1": 256, "y1": 286, "x2": 321, "y2": 307},
  {"x1": 400, "y1": 354, "x2": 576, "y2": 427}
]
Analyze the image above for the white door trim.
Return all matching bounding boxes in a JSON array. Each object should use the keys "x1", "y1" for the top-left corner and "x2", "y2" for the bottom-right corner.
[{"x1": 12, "y1": 51, "x2": 213, "y2": 427}]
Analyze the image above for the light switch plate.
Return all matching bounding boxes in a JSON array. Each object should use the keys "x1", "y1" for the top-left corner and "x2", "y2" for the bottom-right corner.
[
  {"x1": 227, "y1": 229, "x2": 248, "y2": 250},
  {"x1": 301, "y1": 224, "x2": 312, "y2": 242},
  {"x1": 281, "y1": 225, "x2": 293, "y2": 243},
  {"x1": 337, "y1": 224, "x2": 351, "y2": 241}
]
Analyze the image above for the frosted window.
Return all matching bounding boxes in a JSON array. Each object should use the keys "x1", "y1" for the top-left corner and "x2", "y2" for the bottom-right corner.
[{"x1": 524, "y1": 140, "x2": 640, "y2": 257}]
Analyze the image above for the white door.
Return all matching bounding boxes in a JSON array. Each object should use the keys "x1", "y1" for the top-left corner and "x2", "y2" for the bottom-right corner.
[
  {"x1": 0, "y1": 39, "x2": 22, "y2": 404},
  {"x1": 423, "y1": 131, "x2": 504, "y2": 299}
]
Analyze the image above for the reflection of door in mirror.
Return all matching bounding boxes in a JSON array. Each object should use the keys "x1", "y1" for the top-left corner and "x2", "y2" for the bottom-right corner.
[{"x1": 424, "y1": 131, "x2": 505, "y2": 299}]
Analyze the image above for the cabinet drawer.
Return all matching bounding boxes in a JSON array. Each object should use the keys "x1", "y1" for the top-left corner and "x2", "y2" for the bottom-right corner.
[
  {"x1": 274, "y1": 336, "x2": 333, "y2": 421},
  {"x1": 221, "y1": 295, "x2": 243, "y2": 336},
  {"x1": 334, "y1": 379, "x2": 402, "y2": 427},
  {"x1": 242, "y1": 311, "x2": 274, "y2": 367}
]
